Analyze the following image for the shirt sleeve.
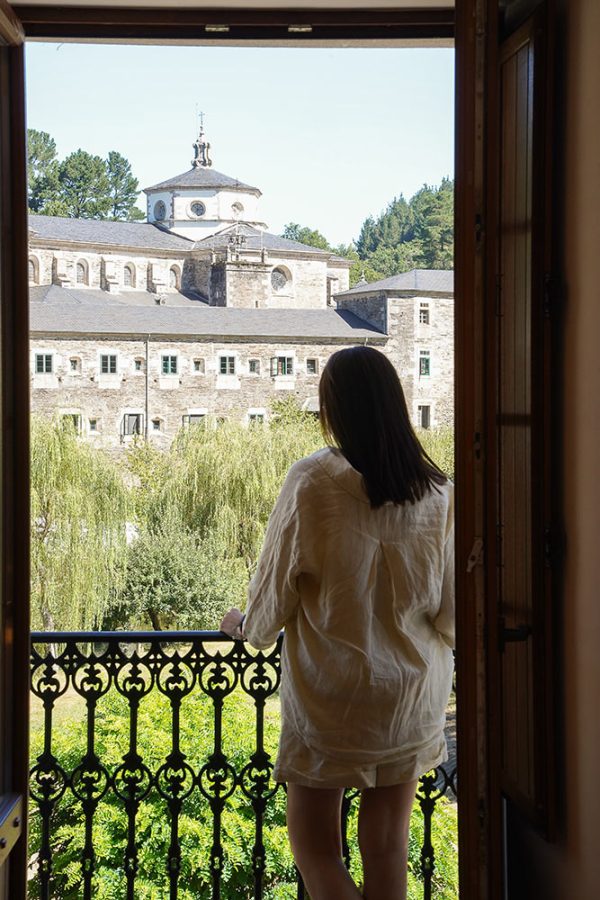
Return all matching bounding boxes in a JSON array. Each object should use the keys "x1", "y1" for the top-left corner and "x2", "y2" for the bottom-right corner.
[
  {"x1": 432, "y1": 486, "x2": 455, "y2": 649},
  {"x1": 243, "y1": 464, "x2": 304, "y2": 649}
]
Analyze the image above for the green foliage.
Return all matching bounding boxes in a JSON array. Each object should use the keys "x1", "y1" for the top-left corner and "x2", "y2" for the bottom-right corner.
[
  {"x1": 29, "y1": 416, "x2": 452, "y2": 634},
  {"x1": 57, "y1": 149, "x2": 113, "y2": 219},
  {"x1": 281, "y1": 223, "x2": 331, "y2": 250},
  {"x1": 106, "y1": 150, "x2": 145, "y2": 222},
  {"x1": 356, "y1": 180, "x2": 454, "y2": 275},
  {"x1": 30, "y1": 417, "x2": 130, "y2": 631},
  {"x1": 281, "y1": 180, "x2": 454, "y2": 290},
  {"x1": 417, "y1": 426, "x2": 455, "y2": 481},
  {"x1": 29, "y1": 687, "x2": 458, "y2": 899},
  {"x1": 107, "y1": 524, "x2": 247, "y2": 632},
  {"x1": 27, "y1": 129, "x2": 143, "y2": 221},
  {"x1": 27, "y1": 129, "x2": 63, "y2": 214},
  {"x1": 126, "y1": 408, "x2": 322, "y2": 580}
]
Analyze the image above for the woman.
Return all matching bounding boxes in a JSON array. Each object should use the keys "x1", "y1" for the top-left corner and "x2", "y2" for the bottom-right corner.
[{"x1": 220, "y1": 346, "x2": 454, "y2": 900}]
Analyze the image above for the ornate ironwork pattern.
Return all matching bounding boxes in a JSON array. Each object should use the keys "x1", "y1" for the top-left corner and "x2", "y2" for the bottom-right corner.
[{"x1": 30, "y1": 631, "x2": 457, "y2": 899}]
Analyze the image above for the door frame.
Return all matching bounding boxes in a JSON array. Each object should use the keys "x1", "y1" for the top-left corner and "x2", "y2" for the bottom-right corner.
[
  {"x1": 0, "y1": 2, "x2": 30, "y2": 897},
  {"x1": 8, "y1": 3, "x2": 507, "y2": 898}
]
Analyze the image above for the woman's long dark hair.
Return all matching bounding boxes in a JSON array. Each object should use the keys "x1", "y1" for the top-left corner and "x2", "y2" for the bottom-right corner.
[{"x1": 319, "y1": 346, "x2": 447, "y2": 508}]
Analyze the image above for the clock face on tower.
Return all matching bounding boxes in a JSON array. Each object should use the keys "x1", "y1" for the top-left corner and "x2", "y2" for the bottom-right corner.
[
  {"x1": 154, "y1": 201, "x2": 167, "y2": 221},
  {"x1": 190, "y1": 201, "x2": 206, "y2": 217}
]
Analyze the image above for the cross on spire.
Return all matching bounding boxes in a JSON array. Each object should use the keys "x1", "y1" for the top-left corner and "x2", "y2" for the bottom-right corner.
[{"x1": 192, "y1": 112, "x2": 212, "y2": 168}]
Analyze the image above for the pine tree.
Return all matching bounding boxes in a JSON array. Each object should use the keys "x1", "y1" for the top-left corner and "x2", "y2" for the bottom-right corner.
[
  {"x1": 27, "y1": 128, "x2": 63, "y2": 214},
  {"x1": 58, "y1": 149, "x2": 112, "y2": 218},
  {"x1": 106, "y1": 150, "x2": 145, "y2": 221}
]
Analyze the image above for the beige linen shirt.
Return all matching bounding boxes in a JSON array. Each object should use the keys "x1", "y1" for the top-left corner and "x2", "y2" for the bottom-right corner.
[{"x1": 243, "y1": 447, "x2": 455, "y2": 788}]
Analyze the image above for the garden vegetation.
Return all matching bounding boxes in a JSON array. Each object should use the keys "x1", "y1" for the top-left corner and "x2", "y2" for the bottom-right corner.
[{"x1": 29, "y1": 403, "x2": 456, "y2": 897}]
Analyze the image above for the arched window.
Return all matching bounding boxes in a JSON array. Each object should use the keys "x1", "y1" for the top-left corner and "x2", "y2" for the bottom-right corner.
[
  {"x1": 271, "y1": 266, "x2": 292, "y2": 293},
  {"x1": 124, "y1": 264, "x2": 135, "y2": 288},
  {"x1": 76, "y1": 261, "x2": 88, "y2": 285},
  {"x1": 28, "y1": 258, "x2": 38, "y2": 284},
  {"x1": 169, "y1": 267, "x2": 180, "y2": 290}
]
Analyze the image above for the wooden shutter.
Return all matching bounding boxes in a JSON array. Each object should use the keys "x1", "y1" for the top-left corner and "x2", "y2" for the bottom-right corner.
[
  {"x1": 0, "y1": 3, "x2": 29, "y2": 897},
  {"x1": 495, "y1": 2, "x2": 555, "y2": 833}
]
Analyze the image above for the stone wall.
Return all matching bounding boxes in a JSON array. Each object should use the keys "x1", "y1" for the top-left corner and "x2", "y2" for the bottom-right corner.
[
  {"x1": 336, "y1": 293, "x2": 388, "y2": 333},
  {"x1": 30, "y1": 245, "x2": 188, "y2": 295},
  {"x1": 224, "y1": 260, "x2": 271, "y2": 308},
  {"x1": 30, "y1": 242, "x2": 349, "y2": 312},
  {"x1": 30, "y1": 335, "x2": 387, "y2": 451},
  {"x1": 336, "y1": 290, "x2": 455, "y2": 428},
  {"x1": 411, "y1": 295, "x2": 454, "y2": 427}
]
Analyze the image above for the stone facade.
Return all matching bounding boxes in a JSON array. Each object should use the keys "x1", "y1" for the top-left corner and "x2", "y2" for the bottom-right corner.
[
  {"x1": 30, "y1": 334, "x2": 387, "y2": 451},
  {"x1": 29, "y1": 245, "x2": 189, "y2": 295},
  {"x1": 28, "y1": 137, "x2": 453, "y2": 448},
  {"x1": 336, "y1": 280, "x2": 455, "y2": 429}
]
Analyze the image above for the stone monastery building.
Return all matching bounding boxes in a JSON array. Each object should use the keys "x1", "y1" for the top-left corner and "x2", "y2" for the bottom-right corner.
[{"x1": 28, "y1": 126, "x2": 454, "y2": 449}]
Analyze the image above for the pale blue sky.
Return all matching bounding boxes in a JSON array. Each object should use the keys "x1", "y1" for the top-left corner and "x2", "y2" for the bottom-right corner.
[{"x1": 25, "y1": 43, "x2": 454, "y2": 246}]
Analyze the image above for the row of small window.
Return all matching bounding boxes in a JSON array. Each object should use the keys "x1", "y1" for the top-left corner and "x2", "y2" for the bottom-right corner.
[
  {"x1": 34, "y1": 353, "x2": 320, "y2": 377},
  {"x1": 28, "y1": 259, "x2": 181, "y2": 289},
  {"x1": 219, "y1": 355, "x2": 311, "y2": 376},
  {"x1": 61, "y1": 412, "x2": 266, "y2": 437}
]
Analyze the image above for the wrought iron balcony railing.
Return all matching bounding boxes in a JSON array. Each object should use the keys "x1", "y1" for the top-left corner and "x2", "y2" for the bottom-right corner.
[{"x1": 30, "y1": 631, "x2": 457, "y2": 900}]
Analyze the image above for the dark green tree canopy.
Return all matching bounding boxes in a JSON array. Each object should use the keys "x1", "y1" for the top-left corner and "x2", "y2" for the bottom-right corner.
[
  {"x1": 58, "y1": 149, "x2": 112, "y2": 219},
  {"x1": 27, "y1": 129, "x2": 63, "y2": 214},
  {"x1": 106, "y1": 150, "x2": 145, "y2": 222},
  {"x1": 27, "y1": 129, "x2": 144, "y2": 221},
  {"x1": 282, "y1": 223, "x2": 331, "y2": 250},
  {"x1": 282, "y1": 178, "x2": 454, "y2": 287}
]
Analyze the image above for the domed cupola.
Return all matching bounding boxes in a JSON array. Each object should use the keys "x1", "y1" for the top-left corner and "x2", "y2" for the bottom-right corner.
[{"x1": 143, "y1": 123, "x2": 266, "y2": 240}]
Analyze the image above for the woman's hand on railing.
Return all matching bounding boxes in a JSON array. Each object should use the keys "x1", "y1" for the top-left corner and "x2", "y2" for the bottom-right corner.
[{"x1": 220, "y1": 608, "x2": 246, "y2": 640}]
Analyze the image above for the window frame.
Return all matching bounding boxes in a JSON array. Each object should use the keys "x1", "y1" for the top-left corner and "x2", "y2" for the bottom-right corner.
[
  {"x1": 183, "y1": 410, "x2": 208, "y2": 428},
  {"x1": 124, "y1": 263, "x2": 136, "y2": 288},
  {"x1": 419, "y1": 350, "x2": 431, "y2": 377},
  {"x1": 270, "y1": 355, "x2": 294, "y2": 377},
  {"x1": 161, "y1": 354, "x2": 178, "y2": 375},
  {"x1": 34, "y1": 352, "x2": 53, "y2": 375},
  {"x1": 100, "y1": 353, "x2": 118, "y2": 375},
  {"x1": 219, "y1": 355, "x2": 236, "y2": 376},
  {"x1": 417, "y1": 404, "x2": 431, "y2": 429},
  {"x1": 76, "y1": 259, "x2": 88, "y2": 285},
  {"x1": 248, "y1": 408, "x2": 266, "y2": 426},
  {"x1": 121, "y1": 412, "x2": 143, "y2": 438}
]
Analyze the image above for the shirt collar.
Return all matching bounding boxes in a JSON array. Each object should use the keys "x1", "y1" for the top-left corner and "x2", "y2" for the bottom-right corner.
[{"x1": 315, "y1": 446, "x2": 370, "y2": 503}]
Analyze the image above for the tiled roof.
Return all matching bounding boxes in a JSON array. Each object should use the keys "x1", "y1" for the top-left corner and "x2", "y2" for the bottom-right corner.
[
  {"x1": 335, "y1": 269, "x2": 454, "y2": 297},
  {"x1": 29, "y1": 286, "x2": 385, "y2": 341},
  {"x1": 29, "y1": 215, "x2": 194, "y2": 252},
  {"x1": 29, "y1": 284, "x2": 205, "y2": 308},
  {"x1": 144, "y1": 167, "x2": 260, "y2": 195},
  {"x1": 194, "y1": 224, "x2": 352, "y2": 264}
]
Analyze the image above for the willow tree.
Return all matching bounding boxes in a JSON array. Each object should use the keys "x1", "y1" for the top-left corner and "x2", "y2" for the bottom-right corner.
[
  {"x1": 30, "y1": 418, "x2": 130, "y2": 632},
  {"x1": 127, "y1": 401, "x2": 323, "y2": 579}
]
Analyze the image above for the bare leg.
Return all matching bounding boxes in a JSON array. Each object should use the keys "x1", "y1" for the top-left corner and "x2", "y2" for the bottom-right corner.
[
  {"x1": 358, "y1": 780, "x2": 418, "y2": 900},
  {"x1": 286, "y1": 783, "x2": 363, "y2": 900}
]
